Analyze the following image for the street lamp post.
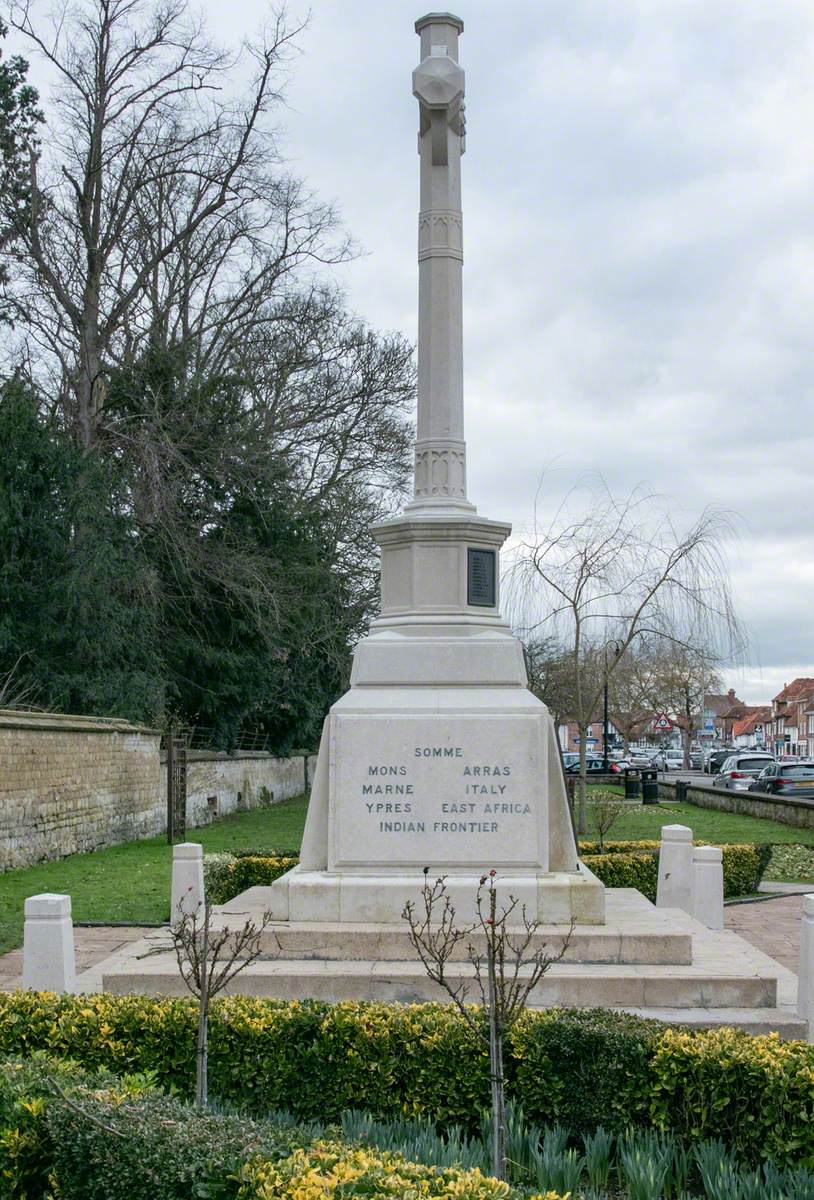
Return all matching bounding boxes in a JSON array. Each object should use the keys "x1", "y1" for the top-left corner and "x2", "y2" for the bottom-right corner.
[{"x1": 602, "y1": 640, "x2": 624, "y2": 773}]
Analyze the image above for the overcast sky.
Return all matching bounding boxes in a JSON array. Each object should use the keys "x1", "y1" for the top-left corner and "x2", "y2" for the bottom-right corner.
[{"x1": 13, "y1": 1, "x2": 814, "y2": 702}]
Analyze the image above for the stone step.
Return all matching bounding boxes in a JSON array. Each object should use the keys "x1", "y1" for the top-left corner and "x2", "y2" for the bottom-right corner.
[
  {"x1": 213, "y1": 886, "x2": 694, "y2": 966},
  {"x1": 102, "y1": 950, "x2": 778, "y2": 1010},
  {"x1": 210, "y1": 919, "x2": 692, "y2": 966},
  {"x1": 622, "y1": 1007, "x2": 807, "y2": 1039}
]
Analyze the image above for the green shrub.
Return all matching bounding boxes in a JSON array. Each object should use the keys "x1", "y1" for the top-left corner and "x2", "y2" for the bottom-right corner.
[
  {"x1": 204, "y1": 853, "x2": 299, "y2": 905},
  {"x1": 0, "y1": 1054, "x2": 154, "y2": 1199},
  {"x1": 579, "y1": 839, "x2": 661, "y2": 855},
  {"x1": 649, "y1": 1027, "x2": 814, "y2": 1166},
  {"x1": 48, "y1": 1089, "x2": 312, "y2": 1200},
  {"x1": 509, "y1": 1008, "x2": 661, "y2": 1134},
  {"x1": 766, "y1": 843, "x2": 814, "y2": 882},
  {"x1": 2, "y1": 996, "x2": 814, "y2": 1164},
  {"x1": 583, "y1": 851, "x2": 660, "y2": 901}
]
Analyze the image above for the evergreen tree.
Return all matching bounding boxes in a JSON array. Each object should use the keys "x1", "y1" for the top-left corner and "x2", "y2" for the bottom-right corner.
[{"x1": 0, "y1": 378, "x2": 164, "y2": 719}]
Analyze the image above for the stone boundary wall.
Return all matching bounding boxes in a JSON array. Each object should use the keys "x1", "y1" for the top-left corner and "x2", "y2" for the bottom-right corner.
[
  {"x1": 0, "y1": 710, "x2": 161, "y2": 870},
  {"x1": 0, "y1": 708, "x2": 317, "y2": 871},
  {"x1": 165, "y1": 750, "x2": 318, "y2": 831},
  {"x1": 658, "y1": 777, "x2": 814, "y2": 831}
]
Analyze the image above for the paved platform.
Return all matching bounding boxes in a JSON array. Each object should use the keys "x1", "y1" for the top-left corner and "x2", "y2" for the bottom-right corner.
[
  {"x1": 0, "y1": 927, "x2": 152, "y2": 992},
  {"x1": 725, "y1": 894, "x2": 803, "y2": 973}
]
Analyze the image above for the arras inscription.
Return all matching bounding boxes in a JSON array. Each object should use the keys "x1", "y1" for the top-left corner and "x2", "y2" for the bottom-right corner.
[{"x1": 330, "y1": 715, "x2": 546, "y2": 869}]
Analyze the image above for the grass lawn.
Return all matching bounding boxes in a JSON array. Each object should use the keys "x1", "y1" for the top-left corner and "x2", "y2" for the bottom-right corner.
[
  {"x1": 0, "y1": 795, "x2": 309, "y2": 956},
  {"x1": 2, "y1": 789, "x2": 812, "y2": 957},
  {"x1": 582, "y1": 799, "x2": 814, "y2": 848}
]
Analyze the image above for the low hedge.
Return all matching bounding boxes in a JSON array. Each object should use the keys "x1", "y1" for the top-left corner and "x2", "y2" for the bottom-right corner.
[
  {"x1": 205, "y1": 852, "x2": 299, "y2": 905},
  {"x1": 204, "y1": 842, "x2": 771, "y2": 909},
  {"x1": 1, "y1": 994, "x2": 812, "y2": 1165},
  {"x1": 580, "y1": 841, "x2": 771, "y2": 903}
]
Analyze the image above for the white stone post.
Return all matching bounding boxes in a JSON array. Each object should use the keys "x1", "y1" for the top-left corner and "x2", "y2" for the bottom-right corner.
[
  {"x1": 170, "y1": 842, "x2": 204, "y2": 926},
  {"x1": 22, "y1": 893, "x2": 76, "y2": 993},
  {"x1": 691, "y1": 845, "x2": 724, "y2": 930},
  {"x1": 797, "y1": 894, "x2": 814, "y2": 1040},
  {"x1": 656, "y1": 824, "x2": 694, "y2": 912}
]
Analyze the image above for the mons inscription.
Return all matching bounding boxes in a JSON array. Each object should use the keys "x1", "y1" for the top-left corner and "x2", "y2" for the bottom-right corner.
[{"x1": 329, "y1": 715, "x2": 547, "y2": 870}]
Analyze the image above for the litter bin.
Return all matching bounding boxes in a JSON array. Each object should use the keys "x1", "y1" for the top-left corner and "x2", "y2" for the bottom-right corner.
[
  {"x1": 624, "y1": 767, "x2": 641, "y2": 801},
  {"x1": 675, "y1": 779, "x2": 689, "y2": 803},
  {"x1": 642, "y1": 767, "x2": 659, "y2": 805}
]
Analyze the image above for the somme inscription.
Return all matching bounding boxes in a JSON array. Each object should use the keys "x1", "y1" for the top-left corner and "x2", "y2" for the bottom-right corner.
[{"x1": 332, "y1": 717, "x2": 543, "y2": 868}]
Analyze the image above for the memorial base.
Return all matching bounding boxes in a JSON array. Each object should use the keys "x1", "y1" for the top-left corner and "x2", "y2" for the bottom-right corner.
[{"x1": 263, "y1": 861, "x2": 605, "y2": 926}]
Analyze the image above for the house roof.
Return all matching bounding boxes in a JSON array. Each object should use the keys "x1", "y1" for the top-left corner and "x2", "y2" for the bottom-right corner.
[
  {"x1": 705, "y1": 691, "x2": 744, "y2": 718},
  {"x1": 773, "y1": 678, "x2": 814, "y2": 705},
  {"x1": 732, "y1": 706, "x2": 772, "y2": 738}
]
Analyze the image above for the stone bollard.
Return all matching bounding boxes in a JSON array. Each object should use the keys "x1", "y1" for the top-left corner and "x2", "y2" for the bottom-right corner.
[
  {"x1": 170, "y1": 842, "x2": 205, "y2": 926},
  {"x1": 656, "y1": 824, "x2": 694, "y2": 912},
  {"x1": 23, "y1": 893, "x2": 76, "y2": 993},
  {"x1": 691, "y1": 845, "x2": 724, "y2": 930},
  {"x1": 797, "y1": 894, "x2": 814, "y2": 1040}
]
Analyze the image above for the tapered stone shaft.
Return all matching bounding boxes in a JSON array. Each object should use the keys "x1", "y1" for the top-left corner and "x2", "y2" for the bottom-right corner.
[{"x1": 410, "y1": 13, "x2": 470, "y2": 511}]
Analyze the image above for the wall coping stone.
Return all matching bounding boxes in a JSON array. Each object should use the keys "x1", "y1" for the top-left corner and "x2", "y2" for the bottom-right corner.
[
  {"x1": 0, "y1": 708, "x2": 159, "y2": 736},
  {"x1": 659, "y1": 777, "x2": 814, "y2": 814}
]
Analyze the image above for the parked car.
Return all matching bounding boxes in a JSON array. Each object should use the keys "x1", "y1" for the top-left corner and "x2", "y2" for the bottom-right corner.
[
  {"x1": 705, "y1": 747, "x2": 737, "y2": 775},
  {"x1": 712, "y1": 753, "x2": 775, "y2": 791},
  {"x1": 561, "y1": 752, "x2": 580, "y2": 769},
  {"x1": 689, "y1": 749, "x2": 703, "y2": 769},
  {"x1": 748, "y1": 762, "x2": 814, "y2": 799},
  {"x1": 650, "y1": 749, "x2": 685, "y2": 771},
  {"x1": 564, "y1": 758, "x2": 618, "y2": 776},
  {"x1": 627, "y1": 750, "x2": 655, "y2": 767}
]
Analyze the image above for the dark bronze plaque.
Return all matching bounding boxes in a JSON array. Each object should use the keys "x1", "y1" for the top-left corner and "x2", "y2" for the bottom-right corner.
[{"x1": 467, "y1": 547, "x2": 496, "y2": 607}]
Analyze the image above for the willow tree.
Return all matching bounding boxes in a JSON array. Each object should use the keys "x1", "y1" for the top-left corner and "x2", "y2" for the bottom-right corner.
[{"x1": 509, "y1": 481, "x2": 742, "y2": 832}]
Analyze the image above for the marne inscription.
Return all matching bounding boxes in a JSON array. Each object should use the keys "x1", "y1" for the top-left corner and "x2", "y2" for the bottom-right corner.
[{"x1": 361, "y1": 747, "x2": 532, "y2": 835}]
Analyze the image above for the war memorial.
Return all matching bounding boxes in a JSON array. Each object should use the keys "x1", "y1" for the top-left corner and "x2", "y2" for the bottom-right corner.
[{"x1": 101, "y1": 15, "x2": 802, "y2": 1035}]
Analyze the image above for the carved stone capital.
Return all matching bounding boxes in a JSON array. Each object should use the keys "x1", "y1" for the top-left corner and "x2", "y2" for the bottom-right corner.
[
  {"x1": 414, "y1": 439, "x2": 467, "y2": 498},
  {"x1": 418, "y1": 208, "x2": 463, "y2": 262}
]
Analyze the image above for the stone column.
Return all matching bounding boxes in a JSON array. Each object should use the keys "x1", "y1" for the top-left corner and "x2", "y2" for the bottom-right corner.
[
  {"x1": 408, "y1": 13, "x2": 471, "y2": 512},
  {"x1": 656, "y1": 824, "x2": 694, "y2": 912},
  {"x1": 171, "y1": 842, "x2": 204, "y2": 926},
  {"x1": 691, "y1": 845, "x2": 724, "y2": 930},
  {"x1": 23, "y1": 893, "x2": 76, "y2": 992},
  {"x1": 797, "y1": 893, "x2": 814, "y2": 1040}
]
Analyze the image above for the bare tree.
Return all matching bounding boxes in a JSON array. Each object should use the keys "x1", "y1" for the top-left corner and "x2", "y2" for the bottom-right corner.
[
  {"x1": 607, "y1": 637, "x2": 662, "y2": 752},
  {"x1": 166, "y1": 901, "x2": 277, "y2": 1109},
  {"x1": 522, "y1": 635, "x2": 579, "y2": 731},
  {"x1": 403, "y1": 870, "x2": 572, "y2": 1181},
  {"x1": 509, "y1": 480, "x2": 743, "y2": 833},
  {"x1": 589, "y1": 790, "x2": 629, "y2": 851},
  {"x1": 646, "y1": 640, "x2": 723, "y2": 769},
  {"x1": 2, "y1": 0, "x2": 349, "y2": 447}
]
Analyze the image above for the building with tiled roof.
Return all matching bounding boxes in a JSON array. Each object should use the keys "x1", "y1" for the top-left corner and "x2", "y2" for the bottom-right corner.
[
  {"x1": 731, "y1": 706, "x2": 772, "y2": 748},
  {"x1": 770, "y1": 679, "x2": 814, "y2": 757}
]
